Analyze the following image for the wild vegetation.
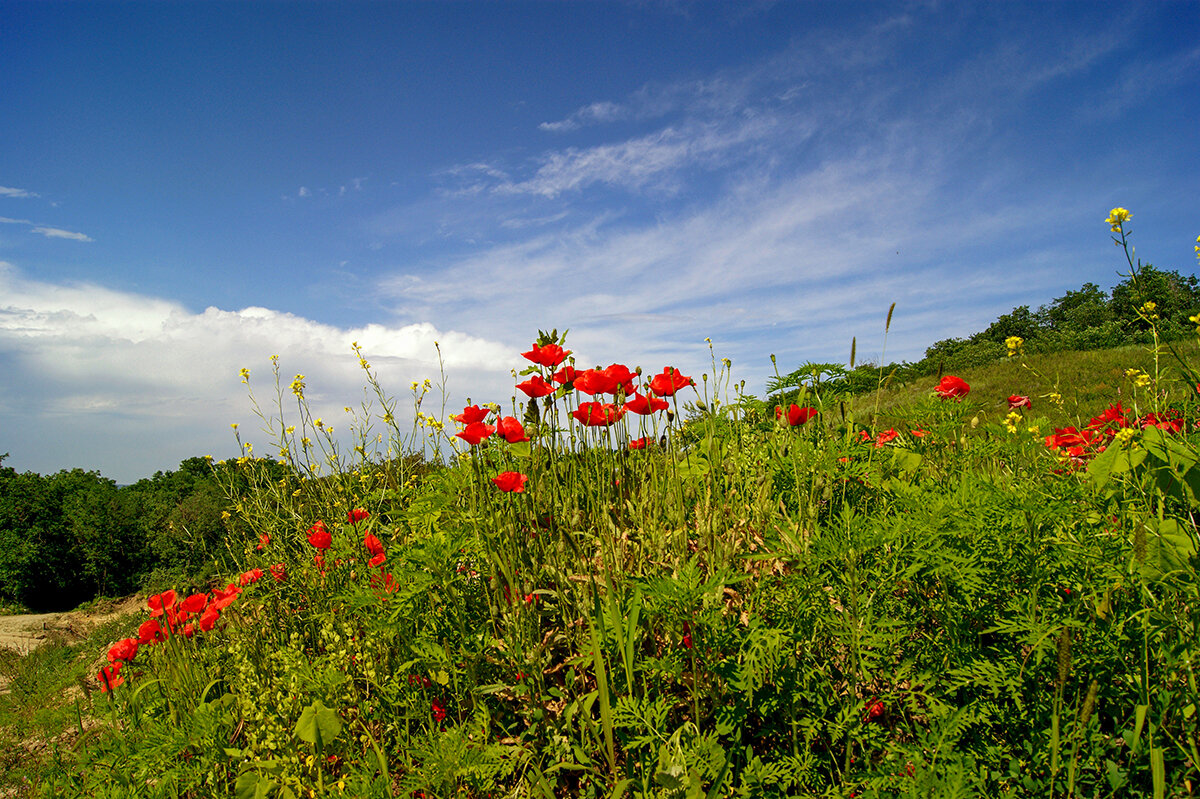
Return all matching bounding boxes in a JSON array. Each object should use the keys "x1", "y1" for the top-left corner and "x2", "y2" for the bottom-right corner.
[
  {"x1": 3, "y1": 210, "x2": 1200, "y2": 797},
  {"x1": 0, "y1": 457, "x2": 242, "y2": 612}
]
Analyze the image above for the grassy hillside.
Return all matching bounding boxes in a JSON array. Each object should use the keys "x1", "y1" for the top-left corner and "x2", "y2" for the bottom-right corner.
[
  {"x1": 859, "y1": 338, "x2": 1200, "y2": 428},
  {"x1": 2, "y1": 321, "x2": 1197, "y2": 798}
]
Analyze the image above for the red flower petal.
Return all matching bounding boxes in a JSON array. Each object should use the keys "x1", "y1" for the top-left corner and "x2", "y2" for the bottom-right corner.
[{"x1": 491, "y1": 471, "x2": 528, "y2": 492}]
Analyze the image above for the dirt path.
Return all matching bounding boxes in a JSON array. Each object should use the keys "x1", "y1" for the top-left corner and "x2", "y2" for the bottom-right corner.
[{"x1": 0, "y1": 596, "x2": 145, "y2": 654}]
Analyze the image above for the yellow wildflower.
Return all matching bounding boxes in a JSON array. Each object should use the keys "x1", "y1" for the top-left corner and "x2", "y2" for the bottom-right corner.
[
  {"x1": 1106, "y1": 207, "x2": 1131, "y2": 232},
  {"x1": 239, "y1": 367, "x2": 250, "y2": 383},
  {"x1": 291, "y1": 374, "x2": 306, "y2": 397},
  {"x1": 1135, "y1": 373, "x2": 1152, "y2": 388},
  {"x1": 230, "y1": 422, "x2": 239, "y2": 430},
  {"x1": 1049, "y1": 392, "x2": 1063, "y2": 406},
  {"x1": 1005, "y1": 411, "x2": 1023, "y2": 433},
  {"x1": 1005, "y1": 335, "x2": 1024, "y2": 357}
]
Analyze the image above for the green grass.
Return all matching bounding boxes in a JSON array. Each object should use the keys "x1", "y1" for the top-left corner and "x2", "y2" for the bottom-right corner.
[
  {"x1": 14, "y1": 214, "x2": 1200, "y2": 797},
  {"x1": 861, "y1": 338, "x2": 1200, "y2": 427},
  {"x1": 9, "y1": 332, "x2": 1200, "y2": 798}
]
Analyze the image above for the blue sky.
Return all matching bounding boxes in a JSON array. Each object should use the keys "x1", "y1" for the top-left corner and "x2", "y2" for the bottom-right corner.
[{"x1": 2, "y1": 0, "x2": 1198, "y2": 483}]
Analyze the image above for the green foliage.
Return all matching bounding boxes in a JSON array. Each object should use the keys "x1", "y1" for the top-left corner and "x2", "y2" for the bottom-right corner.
[{"x1": 0, "y1": 454, "x2": 235, "y2": 610}]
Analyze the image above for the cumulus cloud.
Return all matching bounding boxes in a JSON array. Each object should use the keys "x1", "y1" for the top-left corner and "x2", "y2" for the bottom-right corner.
[
  {"x1": 0, "y1": 186, "x2": 38, "y2": 198},
  {"x1": 0, "y1": 262, "x2": 516, "y2": 482}
]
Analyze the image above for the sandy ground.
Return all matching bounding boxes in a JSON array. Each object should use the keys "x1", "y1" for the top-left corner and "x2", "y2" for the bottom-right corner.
[{"x1": 0, "y1": 596, "x2": 144, "y2": 656}]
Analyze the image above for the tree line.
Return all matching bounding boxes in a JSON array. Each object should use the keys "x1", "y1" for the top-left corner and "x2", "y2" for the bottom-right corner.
[
  {"x1": 0, "y1": 456, "x2": 240, "y2": 611},
  {"x1": 770, "y1": 263, "x2": 1200, "y2": 400}
]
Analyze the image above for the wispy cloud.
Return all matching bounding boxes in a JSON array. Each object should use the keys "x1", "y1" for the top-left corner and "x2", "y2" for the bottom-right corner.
[
  {"x1": 0, "y1": 186, "x2": 39, "y2": 199},
  {"x1": 1, "y1": 215, "x2": 92, "y2": 241},
  {"x1": 381, "y1": 8, "x2": 1147, "y2": 383},
  {"x1": 31, "y1": 226, "x2": 92, "y2": 242},
  {"x1": 539, "y1": 101, "x2": 627, "y2": 132}
]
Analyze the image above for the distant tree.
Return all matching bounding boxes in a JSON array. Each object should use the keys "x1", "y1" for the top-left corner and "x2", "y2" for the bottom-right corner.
[
  {"x1": 1042, "y1": 283, "x2": 1113, "y2": 333},
  {"x1": 975, "y1": 305, "x2": 1046, "y2": 344},
  {"x1": 1111, "y1": 264, "x2": 1200, "y2": 334}
]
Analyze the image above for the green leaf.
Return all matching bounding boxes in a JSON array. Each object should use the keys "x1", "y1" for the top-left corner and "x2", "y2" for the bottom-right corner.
[
  {"x1": 293, "y1": 699, "x2": 342, "y2": 751},
  {"x1": 1086, "y1": 441, "x2": 1146, "y2": 491}
]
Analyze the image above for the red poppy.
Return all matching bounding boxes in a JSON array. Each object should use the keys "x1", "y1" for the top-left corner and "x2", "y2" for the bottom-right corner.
[
  {"x1": 256, "y1": 533, "x2": 270, "y2": 551},
  {"x1": 492, "y1": 471, "x2": 528, "y2": 492},
  {"x1": 934, "y1": 375, "x2": 970, "y2": 400},
  {"x1": 347, "y1": 507, "x2": 371, "y2": 525},
  {"x1": 107, "y1": 637, "x2": 139, "y2": 664},
  {"x1": 522, "y1": 343, "x2": 571, "y2": 368},
  {"x1": 1008, "y1": 395, "x2": 1032, "y2": 410},
  {"x1": 307, "y1": 520, "x2": 332, "y2": 550},
  {"x1": 628, "y1": 437, "x2": 649, "y2": 450},
  {"x1": 432, "y1": 698, "x2": 447, "y2": 723},
  {"x1": 625, "y1": 393, "x2": 668, "y2": 415},
  {"x1": 1044, "y1": 427, "x2": 1092, "y2": 450},
  {"x1": 910, "y1": 428, "x2": 930, "y2": 438},
  {"x1": 874, "y1": 428, "x2": 899, "y2": 448},
  {"x1": 180, "y1": 593, "x2": 208, "y2": 615},
  {"x1": 239, "y1": 568, "x2": 264, "y2": 586},
  {"x1": 552, "y1": 366, "x2": 580, "y2": 386},
  {"x1": 314, "y1": 553, "x2": 326, "y2": 573},
  {"x1": 573, "y1": 369, "x2": 618, "y2": 396},
  {"x1": 450, "y1": 405, "x2": 489, "y2": 425},
  {"x1": 496, "y1": 416, "x2": 530, "y2": 443},
  {"x1": 98, "y1": 662, "x2": 124, "y2": 692},
  {"x1": 148, "y1": 590, "x2": 177, "y2": 618},
  {"x1": 572, "y1": 401, "x2": 626, "y2": 427},
  {"x1": 602, "y1": 364, "x2": 638, "y2": 395},
  {"x1": 270, "y1": 563, "x2": 287, "y2": 582},
  {"x1": 199, "y1": 606, "x2": 221, "y2": 632},
  {"x1": 681, "y1": 622, "x2": 693, "y2": 650},
  {"x1": 649, "y1": 367, "x2": 692, "y2": 397},
  {"x1": 364, "y1": 532, "x2": 384, "y2": 558},
  {"x1": 369, "y1": 553, "x2": 387, "y2": 568},
  {"x1": 1088, "y1": 403, "x2": 1128, "y2": 429},
  {"x1": 211, "y1": 584, "x2": 241, "y2": 610},
  {"x1": 455, "y1": 422, "x2": 495, "y2": 445},
  {"x1": 516, "y1": 375, "x2": 556, "y2": 398},
  {"x1": 864, "y1": 699, "x2": 885, "y2": 722},
  {"x1": 137, "y1": 619, "x2": 168, "y2": 645},
  {"x1": 776, "y1": 404, "x2": 817, "y2": 426},
  {"x1": 1139, "y1": 411, "x2": 1183, "y2": 432}
]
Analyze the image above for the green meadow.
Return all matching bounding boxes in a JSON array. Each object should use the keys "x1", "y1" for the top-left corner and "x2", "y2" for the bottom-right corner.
[{"x1": 2, "y1": 214, "x2": 1199, "y2": 798}]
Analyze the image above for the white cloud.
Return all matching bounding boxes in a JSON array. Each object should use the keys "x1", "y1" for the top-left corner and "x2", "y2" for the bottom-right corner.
[
  {"x1": 2, "y1": 216, "x2": 92, "y2": 241},
  {"x1": 0, "y1": 186, "x2": 38, "y2": 199},
  {"x1": 0, "y1": 262, "x2": 517, "y2": 482},
  {"x1": 539, "y1": 100, "x2": 627, "y2": 132},
  {"x1": 298, "y1": 186, "x2": 311, "y2": 197},
  {"x1": 31, "y1": 226, "x2": 93, "y2": 242}
]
